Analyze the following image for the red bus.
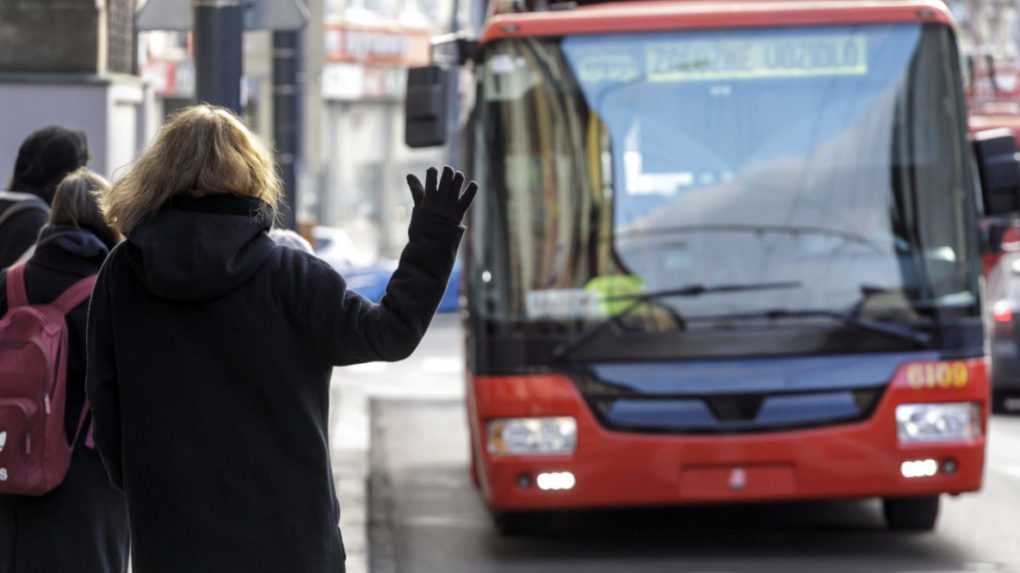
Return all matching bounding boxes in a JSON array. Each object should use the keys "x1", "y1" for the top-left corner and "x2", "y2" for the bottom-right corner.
[{"x1": 405, "y1": 0, "x2": 1020, "y2": 534}]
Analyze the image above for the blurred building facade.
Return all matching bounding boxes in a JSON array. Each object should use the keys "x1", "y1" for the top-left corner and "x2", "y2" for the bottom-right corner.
[
  {"x1": 0, "y1": 0, "x2": 154, "y2": 184},
  {"x1": 951, "y1": 0, "x2": 1018, "y2": 56},
  {"x1": 949, "y1": 0, "x2": 1020, "y2": 106},
  {"x1": 139, "y1": 0, "x2": 463, "y2": 259},
  {"x1": 317, "y1": 0, "x2": 452, "y2": 257}
]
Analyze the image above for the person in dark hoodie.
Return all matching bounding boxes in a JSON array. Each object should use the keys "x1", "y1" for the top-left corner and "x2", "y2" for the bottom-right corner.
[
  {"x1": 0, "y1": 127, "x2": 90, "y2": 268},
  {"x1": 86, "y1": 105, "x2": 476, "y2": 573},
  {"x1": 0, "y1": 168, "x2": 129, "y2": 573}
]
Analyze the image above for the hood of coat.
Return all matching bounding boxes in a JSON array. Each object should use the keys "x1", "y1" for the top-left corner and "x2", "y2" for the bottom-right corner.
[
  {"x1": 31, "y1": 225, "x2": 111, "y2": 274},
  {"x1": 124, "y1": 194, "x2": 276, "y2": 302},
  {"x1": 38, "y1": 225, "x2": 110, "y2": 258}
]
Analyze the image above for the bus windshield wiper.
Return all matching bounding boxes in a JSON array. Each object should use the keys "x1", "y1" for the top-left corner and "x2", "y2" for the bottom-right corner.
[
  {"x1": 551, "y1": 281, "x2": 802, "y2": 360},
  {"x1": 700, "y1": 308, "x2": 933, "y2": 347}
]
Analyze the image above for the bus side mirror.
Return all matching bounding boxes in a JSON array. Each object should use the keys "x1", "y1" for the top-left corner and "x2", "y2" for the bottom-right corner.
[
  {"x1": 405, "y1": 66, "x2": 451, "y2": 149},
  {"x1": 431, "y1": 33, "x2": 478, "y2": 66},
  {"x1": 974, "y1": 128, "x2": 1020, "y2": 216}
]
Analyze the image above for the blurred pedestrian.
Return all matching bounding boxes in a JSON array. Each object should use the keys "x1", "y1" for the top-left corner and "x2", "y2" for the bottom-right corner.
[
  {"x1": 0, "y1": 168, "x2": 129, "y2": 573},
  {"x1": 86, "y1": 105, "x2": 476, "y2": 573},
  {"x1": 269, "y1": 227, "x2": 314, "y2": 253},
  {"x1": 0, "y1": 127, "x2": 90, "y2": 268}
]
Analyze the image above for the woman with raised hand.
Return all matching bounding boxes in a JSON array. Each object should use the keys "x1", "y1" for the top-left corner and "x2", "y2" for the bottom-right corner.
[
  {"x1": 86, "y1": 105, "x2": 475, "y2": 573},
  {"x1": 0, "y1": 168, "x2": 129, "y2": 573}
]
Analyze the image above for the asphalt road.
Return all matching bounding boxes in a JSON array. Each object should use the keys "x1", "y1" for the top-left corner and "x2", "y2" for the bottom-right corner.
[{"x1": 361, "y1": 323, "x2": 1020, "y2": 573}]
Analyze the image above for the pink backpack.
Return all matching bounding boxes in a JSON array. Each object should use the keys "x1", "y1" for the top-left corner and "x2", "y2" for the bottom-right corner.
[{"x1": 0, "y1": 264, "x2": 95, "y2": 495}]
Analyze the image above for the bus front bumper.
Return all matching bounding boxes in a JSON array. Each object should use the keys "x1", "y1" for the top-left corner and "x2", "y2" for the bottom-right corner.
[{"x1": 472, "y1": 372, "x2": 988, "y2": 511}]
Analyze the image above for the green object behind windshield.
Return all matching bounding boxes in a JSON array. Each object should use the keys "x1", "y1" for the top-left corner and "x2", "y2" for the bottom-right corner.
[{"x1": 585, "y1": 275, "x2": 645, "y2": 316}]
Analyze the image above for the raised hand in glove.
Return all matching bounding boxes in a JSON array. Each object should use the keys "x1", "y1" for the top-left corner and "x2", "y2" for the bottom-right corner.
[{"x1": 406, "y1": 166, "x2": 478, "y2": 225}]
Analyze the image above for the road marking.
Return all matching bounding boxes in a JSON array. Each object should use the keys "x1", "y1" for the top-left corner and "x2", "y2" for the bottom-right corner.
[
  {"x1": 995, "y1": 464, "x2": 1020, "y2": 481},
  {"x1": 401, "y1": 515, "x2": 491, "y2": 528},
  {"x1": 346, "y1": 362, "x2": 390, "y2": 374},
  {"x1": 959, "y1": 563, "x2": 1010, "y2": 572},
  {"x1": 890, "y1": 566, "x2": 1005, "y2": 573},
  {"x1": 422, "y1": 356, "x2": 462, "y2": 374}
]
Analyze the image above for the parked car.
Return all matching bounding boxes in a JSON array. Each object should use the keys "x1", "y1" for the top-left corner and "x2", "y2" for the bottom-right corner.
[
  {"x1": 986, "y1": 248, "x2": 1020, "y2": 412},
  {"x1": 343, "y1": 260, "x2": 462, "y2": 313},
  {"x1": 313, "y1": 227, "x2": 375, "y2": 271},
  {"x1": 312, "y1": 227, "x2": 461, "y2": 313}
]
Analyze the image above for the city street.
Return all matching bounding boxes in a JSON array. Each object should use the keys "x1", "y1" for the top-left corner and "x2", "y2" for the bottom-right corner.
[
  {"x1": 333, "y1": 318, "x2": 1020, "y2": 573},
  {"x1": 7, "y1": 2, "x2": 1020, "y2": 572}
]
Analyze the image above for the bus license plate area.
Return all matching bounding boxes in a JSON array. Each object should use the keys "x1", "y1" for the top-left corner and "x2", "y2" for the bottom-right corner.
[{"x1": 680, "y1": 463, "x2": 796, "y2": 498}]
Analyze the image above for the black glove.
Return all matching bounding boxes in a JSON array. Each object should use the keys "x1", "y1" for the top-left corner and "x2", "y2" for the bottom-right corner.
[{"x1": 406, "y1": 166, "x2": 478, "y2": 224}]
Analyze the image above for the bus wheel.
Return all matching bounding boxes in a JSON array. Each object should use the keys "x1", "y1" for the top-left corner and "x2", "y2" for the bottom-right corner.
[
  {"x1": 883, "y1": 495, "x2": 940, "y2": 532},
  {"x1": 993, "y1": 391, "x2": 1008, "y2": 414},
  {"x1": 492, "y1": 511, "x2": 542, "y2": 537},
  {"x1": 993, "y1": 391, "x2": 1018, "y2": 414}
]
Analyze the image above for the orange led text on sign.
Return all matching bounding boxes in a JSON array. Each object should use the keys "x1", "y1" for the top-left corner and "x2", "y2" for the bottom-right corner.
[{"x1": 904, "y1": 362, "x2": 969, "y2": 390}]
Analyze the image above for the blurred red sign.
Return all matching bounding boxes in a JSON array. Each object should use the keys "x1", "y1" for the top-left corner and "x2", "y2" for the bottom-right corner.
[
  {"x1": 325, "y1": 24, "x2": 431, "y2": 67},
  {"x1": 966, "y1": 57, "x2": 1020, "y2": 105}
]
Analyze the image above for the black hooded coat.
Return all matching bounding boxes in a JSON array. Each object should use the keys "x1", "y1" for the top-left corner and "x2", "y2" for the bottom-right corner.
[
  {"x1": 0, "y1": 226, "x2": 130, "y2": 573},
  {"x1": 86, "y1": 194, "x2": 462, "y2": 573},
  {"x1": 0, "y1": 193, "x2": 48, "y2": 269},
  {"x1": 0, "y1": 126, "x2": 90, "y2": 268}
]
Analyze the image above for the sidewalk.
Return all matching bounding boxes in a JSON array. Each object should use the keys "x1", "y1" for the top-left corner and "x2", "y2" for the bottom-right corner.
[{"x1": 328, "y1": 316, "x2": 465, "y2": 573}]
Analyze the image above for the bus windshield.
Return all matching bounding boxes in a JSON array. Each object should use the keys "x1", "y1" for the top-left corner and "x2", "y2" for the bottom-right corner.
[{"x1": 468, "y1": 24, "x2": 980, "y2": 354}]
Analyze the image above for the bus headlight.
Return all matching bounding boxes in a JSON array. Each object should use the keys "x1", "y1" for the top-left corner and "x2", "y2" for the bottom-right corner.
[
  {"x1": 487, "y1": 417, "x2": 577, "y2": 455},
  {"x1": 896, "y1": 403, "x2": 981, "y2": 444}
]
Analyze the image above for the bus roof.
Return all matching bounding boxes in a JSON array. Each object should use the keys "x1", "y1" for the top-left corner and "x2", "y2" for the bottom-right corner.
[{"x1": 483, "y1": 0, "x2": 954, "y2": 42}]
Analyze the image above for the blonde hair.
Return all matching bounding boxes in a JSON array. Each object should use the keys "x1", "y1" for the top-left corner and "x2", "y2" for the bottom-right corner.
[
  {"x1": 103, "y1": 105, "x2": 281, "y2": 234},
  {"x1": 51, "y1": 167, "x2": 120, "y2": 247}
]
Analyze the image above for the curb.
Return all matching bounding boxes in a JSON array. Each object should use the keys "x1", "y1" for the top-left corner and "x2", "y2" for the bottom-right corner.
[
  {"x1": 330, "y1": 383, "x2": 371, "y2": 573},
  {"x1": 328, "y1": 317, "x2": 464, "y2": 573}
]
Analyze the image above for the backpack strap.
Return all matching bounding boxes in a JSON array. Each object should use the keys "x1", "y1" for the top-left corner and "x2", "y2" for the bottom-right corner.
[
  {"x1": 52, "y1": 275, "x2": 97, "y2": 316},
  {"x1": 5, "y1": 264, "x2": 28, "y2": 308},
  {"x1": 56, "y1": 275, "x2": 99, "y2": 449}
]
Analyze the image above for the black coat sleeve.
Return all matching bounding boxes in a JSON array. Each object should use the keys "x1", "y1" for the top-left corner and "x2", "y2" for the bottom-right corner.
[
  {"x1": 302, "y1": 208, "x2": 464, "y2": 366},
  {"x1": 0, "y1": 209, "x2": 47, "y2": 268},
  {"x1": 85, "y1": 255, "x2": 124, "y2": 490}
]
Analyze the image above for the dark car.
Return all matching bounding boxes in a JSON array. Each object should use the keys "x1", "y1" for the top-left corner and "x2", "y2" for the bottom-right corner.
[
  {"x1": 311, "y1": 226, "x2": 462, "y2": 312},
  {"x1": 986, "y1": 248, "x2": 1020, "y2": 412},
  {"x1": 345, "y1": 259, "x2": 462, "y2": 313}
]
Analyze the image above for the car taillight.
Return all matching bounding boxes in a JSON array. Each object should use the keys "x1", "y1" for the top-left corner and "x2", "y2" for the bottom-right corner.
[
  {"x1": 993, "y1": 300, "x2": 1014, "y2": 332},
  {"x1": 1003, "y1": 227, "x2": 1020, "y2": 252},
  {"x1": 995, "y1": 299, "x2": 1011, "y2": 322}
]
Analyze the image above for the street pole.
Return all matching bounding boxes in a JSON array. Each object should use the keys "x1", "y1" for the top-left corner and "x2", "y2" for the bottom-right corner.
[
  {"x1": 447, "y1": 0, "x2": 461, "y2": 168},
  {"x1": 273, "y1": 30, "x2": 303, "y2": 229},
  {"x1": 193, "y1": 0, "x2": 244, "y2": 113}
]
